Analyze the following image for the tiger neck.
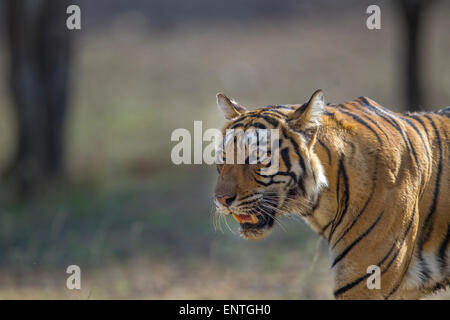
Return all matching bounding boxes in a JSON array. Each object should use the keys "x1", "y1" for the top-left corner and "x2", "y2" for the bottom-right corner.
[{"x1": 303, "y1": 115, "x2": 352, "y2": 239}]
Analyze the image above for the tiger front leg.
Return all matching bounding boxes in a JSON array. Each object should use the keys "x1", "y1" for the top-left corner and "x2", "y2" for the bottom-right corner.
[{"x1": 329, "y1": 200, "x2": 420, "y2": 300}]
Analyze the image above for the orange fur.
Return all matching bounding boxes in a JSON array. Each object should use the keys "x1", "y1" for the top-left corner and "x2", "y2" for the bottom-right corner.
[{"x1": 214, "y1": 90, "x2": 450, "y2": 299}]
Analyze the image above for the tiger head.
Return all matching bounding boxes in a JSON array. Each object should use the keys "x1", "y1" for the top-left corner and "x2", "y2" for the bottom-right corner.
[{"x1": 214, "y1": 90, "x2": 328, "y2": 240}]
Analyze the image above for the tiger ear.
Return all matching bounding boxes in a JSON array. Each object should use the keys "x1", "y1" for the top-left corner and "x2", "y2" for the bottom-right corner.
[
  {"x1": 288, "y1": 89, "x2": 324, "y2": 131},
  {"x1": 216, "y1": 93, "x2": 247, "y2": 120}
]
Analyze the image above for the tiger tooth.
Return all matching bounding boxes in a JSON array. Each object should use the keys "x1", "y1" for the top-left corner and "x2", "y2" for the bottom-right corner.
[
  {"x1": 232, "y1": 213, "x2": 259, "y2": 224},
  {"x1": 249, "y1": 214, "x2": 258, "y2": 224},
  {"x1": 232, "y1": 214, "x2": 243, "y2": 224}
]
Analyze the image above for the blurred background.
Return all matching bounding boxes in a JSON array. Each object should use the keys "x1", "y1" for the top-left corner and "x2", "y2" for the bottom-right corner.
[{"x1": 0, "y1": 0, "x2": 448, "y2": 299}]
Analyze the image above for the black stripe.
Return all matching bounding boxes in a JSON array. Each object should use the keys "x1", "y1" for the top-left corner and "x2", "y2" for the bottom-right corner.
[
  {"x1": 238, "y1": 199, "x2": 259, "y2": 207},
  {"x1": 348, "y1": 102, "x2": 390, "y2": 141},
  {"x1": 266, "y1": 109, "x2": 287, "y2": 117},
  {"x1": 281, "y1": 127, "x2": 306, "y2": 174},
  {"x1": 421, "y1": 116, "x2": 443, "y2": 236},
  {"x1": 232, "y1": 114, "x2": 280, "y2": 128},
  {"x1": 297, "y1": 178, "x2": 306, "y2": 195},
  {"x1": 264, "y1": 110, "x2": 285, "y2": 118},
  {"x1": 254, "y1": 178, "x2": 282, "y2": 187},
  {"x1": 323, "y1": 110, "x2": 335, "y2": 118},
  {"x1": 399, "y1": 116, "x2": 429, "y2": 156},
  {"x1": 382, "y1": 202, "x2": 419, "y2": 299},
  {"x1": 400, "y1": 115, "x2": 433, "y2": 189},
  {"x1": 359, "y1": 96, "x2": 393, "y2": 114},
  {"x1": 432, "y1": 279, "x2": 450, "y2": 293},
  {"x1": 407, "y1": 115, "x2": 433, "y2": 181},
  {"x1": 238, "y1": 193, "x2": 259, "y2": 201},
  {"x1": 281, "y1": 129, "x2": 307, "y2": 194},
  {"x1": 280, "y1": 148, "x2": 291, "y2": 171},
  {"x1": 334, "y1": 240, "x2": 397, "y2": 298},
  {"x1": 335, "y1": 201, "x2": 416, "y2": 298},
  {"x1": 256, "y1": 170, "x2": 298, "y2": 187},
  {"x1": 256, "y1": 170, "x2": 292, "y2": 178},
  {"x1": 410, "y1": 115, "x2": 430, "y2": 140},
  {"x1": 392, "y1": 121, "x2": 421, "y2": 172},
  {"x1": 230, "y1": 122, "x2": 244, "y2": 129},
  {"x1": 259, "y1": 115, "x2": 279, "y2": 127},
  {"x1": 332, "y1": 162, "x2": 377, "y2": 249},
  {"x1": 383, "y1": 203, "x2": 417, "y2": 275},
  {"x1": 330, "y1": 159, "x2": 342, "y2": 239},
  {"x1": 328, "y1": 157, "x2": 350, "y2": 243},
  {"x1": 317, "y1": 138, "x2": 332, "y2": 165},
  {"x1": 262, "y1": 110, "x2": 284, "y2": 118},
  {"x1": 415, "y1": 115, "x2": 443, "y2": 281},
  {"x1": 358, "y1": 98, "x2": 421, "y2": 172},
  {"x1": 331, "y1": 105, "x2": 382, "y2": 143},
  {"x1": 321, "y1": 220, "x2": 333, "y2": 233},
  {"x1": 252, "y1": 122, "x2": 266, "y2": 129},
  {"x1": 331, "y1": 211, "x2": 384, "y2": 268},
  {"x1": 280, "y1": 147, "x2": 299, "y2": 187}
]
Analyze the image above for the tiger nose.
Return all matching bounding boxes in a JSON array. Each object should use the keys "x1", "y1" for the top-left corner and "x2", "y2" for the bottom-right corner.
[{"x1": 216, "y1": 194, "x2": 236, "y2": 207}]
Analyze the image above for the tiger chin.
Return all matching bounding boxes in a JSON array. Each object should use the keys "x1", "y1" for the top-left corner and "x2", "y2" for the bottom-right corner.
[{"x1": 213, "y1": 89, "x2": 450, "y2": 300}]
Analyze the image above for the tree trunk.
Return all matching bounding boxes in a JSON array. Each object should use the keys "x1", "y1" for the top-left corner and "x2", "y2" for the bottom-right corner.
[
  {"x1": 4, "y1": 0, "x2": 74, "y2": 196},
  {"x1": 398, "y1": 0, "x2": 434, "y2": 111}
]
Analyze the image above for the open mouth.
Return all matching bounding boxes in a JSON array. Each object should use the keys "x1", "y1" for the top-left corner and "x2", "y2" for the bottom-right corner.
[
  {"x1": 231, "y1": 208, "x2": 275, "y2": 230},
  {"x1": 232, "y1": 213, "x2": 258, "y2": 224}
]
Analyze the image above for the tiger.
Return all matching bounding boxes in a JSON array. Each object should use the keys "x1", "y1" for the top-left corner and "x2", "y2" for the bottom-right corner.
[{"x1": 213, "y1": 89, "x2": 449, "y2": 300}]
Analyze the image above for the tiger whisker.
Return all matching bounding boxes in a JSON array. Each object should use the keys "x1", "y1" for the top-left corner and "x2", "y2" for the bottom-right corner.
[
  {"x1": 257, "y1": 205, "x2": 287, "y2": 232},
  {"x1": 260, "y1": 202, "x2": 292, "y2": 217},
  {"x1": 260, "y1": 201, "x2": 306, "y2": 225},
  {"x1": 213, "y1": 207, "x2": 224, "y2": 233},
  {"x1": 264, "y1": 196, "x2": 313, "y2": 211},
  {"x1": 222, "y1": 211, "x2": 236, "y2": 235}
]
